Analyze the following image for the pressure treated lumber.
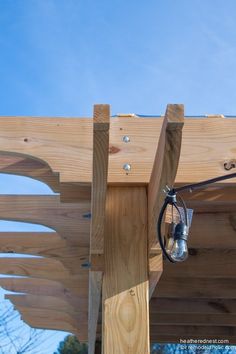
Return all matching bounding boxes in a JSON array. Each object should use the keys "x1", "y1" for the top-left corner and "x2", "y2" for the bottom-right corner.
[
  {"x1": 0, "y1": 115, "x2": 236, "y2": 184},
  {"x1": 148, "y1": 104, "x2": 184, "y2": 296},
  {"x1": 0, "y1": 154, "x2": 59, "y2": 191},
  {"x1": 150, "y1": 313, "x2": 236, "y2": 326},
  {"x1": 90, "y1": 104, "x2": 110, "y2": 255},
  {"x1": 150, "y1": 298, "x2": 236, "y2": 314},
  {"x1": 151, "y1": 335, "x2": 236, "y2": 344},
  {"x1": 0, "y1": 276, "x2": 88, "y2": 298},
  {"x1": 19, "y1": 308, "x2": 87, "y2": 340},
  {"x1": 6, "y1": 294, "x2": 87, "y2": 317},
  {"x1": 89, "y1": 104, "x2": 110, "y2": 354},
  {"x1": 164, "y1": 249, "x2": 236, "y2": 277},
  {"x1": 0, "y1": 257, "x2": 71, "y2": 280},
  {"x1": 0, "y1": 232, "x2": 89, "y2": 275},
  {"x1": 103, "y1": 187, "x2": 149, "y2": 354},
  {"x1": 0, "y1": 195, "x2": 90, "y2": 247},
  {"x1": 150, "y1": 324, "x2": 236, "y2": 337},
  {"x1": 153, "y1": 276, "x2": 236, "y2": 299}
]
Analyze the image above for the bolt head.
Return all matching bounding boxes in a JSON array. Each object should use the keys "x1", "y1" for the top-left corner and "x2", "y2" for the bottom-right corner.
[
  {"x1": 123, "y1": 163, "x2": 131, "y2": 172},
  {"x1": 122, "y1": 136, "x2": 130, "y2": 143}
]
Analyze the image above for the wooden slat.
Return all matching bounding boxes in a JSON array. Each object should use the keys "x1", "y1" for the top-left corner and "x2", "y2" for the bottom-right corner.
[
  {"x1": 0, "y1": 154, "x2": 60, "y2": 191},
  {"x1": 151, "y1": 335, "x2": 236, "y2": 344},
  {"x1": 164, "y1": 249, "x2": 236, "y2": 277},
  {"x1": 103, "y1": 187, "x2": 149, "y2": 353},
  {"x1": 0, "y1": 195, "x2": 90, "y2": 247},
  {"x1": 148, "y1": 104, "x2": 184, "y2": 296},
  {"x1": 0, "y1": 276, "x2": 88, "y2": 298},
  {"x1": 188, "y1": 213, "x2": 236, "y2": 249},
  {"x1": 150, "y1": 298, "x2": 236, "y2": 314},
  {"x1": 150, "y1": 313, "x2": 236, "y2": 326},
  {"x1": 0, "y1": 115, "x2": 236, "y2": 184},
  {"x1": 153, "y1": 276, "x2": 236, "y2": 299},
  {"x1": 6, "y1": 294, "x2": 87, "y2": 323},
  {"x1": 150, "y1": 324, "x2": 236, "y2": 337},
  {"x1": 181, "y1": 186, "x2": 236, "y2": 202},
  {"x1": 0, "y1": 257, "x2": 71, "y2": 280},
  {"x1": 19, "y1": 307, "x2": 87, "y2": 340},
  {"x1": 0, "y1": 232, "x2": 89, "y2": 272}
]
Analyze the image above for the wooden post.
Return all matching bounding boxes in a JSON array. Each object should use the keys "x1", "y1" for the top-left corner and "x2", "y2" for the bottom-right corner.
[
  {"x1": 89, "y1": 105, "x2": 110, "y2": 354},
  {"x1": 103, "y1": 187, "x2": 150, "y2": 353},
  {"x1": 148, "y1": 104, "x2": 184, "y2": 296}
]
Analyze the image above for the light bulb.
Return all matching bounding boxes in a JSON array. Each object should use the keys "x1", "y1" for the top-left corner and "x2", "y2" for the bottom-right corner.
[
  {"x1": 170, "y1": 238, "x2": 188, "y2": 262},
  {"x1": 169, "y1": 222, "x2": 189, "y2": 262}
]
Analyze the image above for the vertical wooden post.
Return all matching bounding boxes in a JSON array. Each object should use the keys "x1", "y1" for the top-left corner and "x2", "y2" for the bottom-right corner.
[
  {"x1": 89, "y1": 104, "x2": 110, "y2": 354},
  {"x1": 148, "y1": 104, "x2": 184, "y2": 297},
  {"x1": 103, "y1": 187, "x2": 150, "y2": 353}
]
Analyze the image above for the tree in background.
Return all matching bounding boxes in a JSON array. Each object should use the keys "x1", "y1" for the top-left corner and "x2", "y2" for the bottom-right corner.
[
  {"x1": 151, "y1": 343, "x2": 235, "y2": 354},
  {"x1": 0, "y1": 299, "x2": 60, "y2": 354},
  {"x1": 54, "y1": 335, "x2": 88, "y2": 354}
]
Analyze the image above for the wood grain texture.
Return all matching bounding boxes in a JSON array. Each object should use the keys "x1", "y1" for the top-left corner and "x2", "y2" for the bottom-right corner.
[
  {"x1": 0, "y1": 276, "x2": 88, "y2": 298},
  {"x1": 6, "y1": 293, "x2": 87, "y2": 317},
  {"x1": 164, "y1": 249, "x2": 236, "y2": 278},
  {"x1": 0, "y1": 154, "x2": 60, "y2": 191},
  {"x1": 151, "y1": 334, "x2": 236, "y2": 344},
  {"x1": 0, "y1": 257, "x2": 71, "y2": 280},
  {"x1": 0, "y1": 195, "x2": 90, "y2": 247},
  {"x1": 0, "y1": 232, "x2": 89, "y2": 275},
  {"x1": 89, "y1": 272, "x2": 102, "y2": 354},
  {"x1": 89, "y1": 105, "x2": 110, "y2": 354},
  {"x1": 90, "y1": 104, "x2": 110, "y2": 254},
  {"x1": 19, "y1": 307, "x2": 87, "y2": 340},
  {"x1": 153, "y1": 276, "x2": 236, "y2": 299},
  {"x1": 148, "y1": 104, "x2": 184, "y2": 297},
  {"x1": 148, "y1": 104, "x2": 184, "y2": 248},
  {"x1": 103, "y1": 187, "x2": 149, "y2": 354},
  {"x1": 150, "y1": 313, "x2": 236, "y2": 326},
  {"x1": 150, "y1": 298, "x2": 236, "y2": 314},
  {"x1": 0, "y1": 115, "x2": 236, "y2": 184}
]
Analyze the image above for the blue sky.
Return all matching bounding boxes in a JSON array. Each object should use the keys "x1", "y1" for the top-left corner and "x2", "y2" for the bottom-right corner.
[
  {"x1": 1, "y1": 0, "x2": 236, "y2": 117},
  {"x1": 0, "y1": 0, "x2": 236, "y2": 352}
]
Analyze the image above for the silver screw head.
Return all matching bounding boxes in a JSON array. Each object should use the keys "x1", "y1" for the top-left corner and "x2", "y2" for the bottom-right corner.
[
  {"x1": 122, "y1": 136, "x2": 130, "y2": 143},
  {"x1": 123, "y1": 163, "x2": 131, "y2": 172}
]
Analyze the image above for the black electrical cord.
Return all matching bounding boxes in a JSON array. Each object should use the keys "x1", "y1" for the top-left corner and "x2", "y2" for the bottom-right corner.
[{"x1": 173, "y1": 172, "x2": 236, "y2": 193}]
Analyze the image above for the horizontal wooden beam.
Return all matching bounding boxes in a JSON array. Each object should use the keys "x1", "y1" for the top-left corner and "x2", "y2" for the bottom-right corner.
[
  {"x1": 153, "y1": 276, "x2": 236, "y2": 299},
  {"x1": 188, "y1": 213, "x2": 236, "y2": 249},
  {"x1": 6, "y1": 294, "x2": 87, "y2": 322},
  {"x1": 150, "y1": 325, "x2": 236, "y2": 337},
  {"x1": 151, "y1": 335, "x2": 236, "y2": 344},
  {"x1": 0, "y1": 115, "x2": 235, "y2": 184},
  {"x1": 19, "y1": 307, "x2": 87, "y2": 340},
  {"x1": 0, "y1": 276, "x2": 88, "y2": 298},
  {"x1": 150, "y1": 313, "x2": 236, "y2": 326},
  {"x1": 0, "y1": 257, "x2": 70, "y2": 279},
  {"x1": 150, "y1": 298, "x2": 236, "y2": 314},
  {"x1": 0, "y1": 154, "x2": 60, "y2": 191},
  {"x1": 164, "y1": 249, "x2": 236, "y2": 277},
  {"x1": 0, "y1": 232, "x2": 89, "y2": 272},
  {"x1": 0, "y1": 195, "x2": 90, "y2": 246}
]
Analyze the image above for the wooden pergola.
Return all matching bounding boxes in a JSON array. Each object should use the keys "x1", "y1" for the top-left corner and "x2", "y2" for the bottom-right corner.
[{"x1": 0, "y1": 104, "x2": 235, "y2": 353}]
